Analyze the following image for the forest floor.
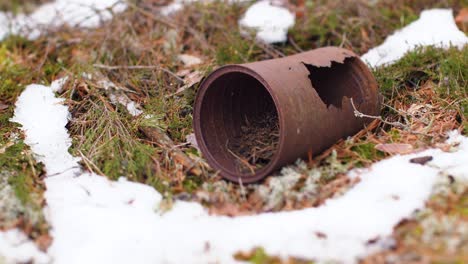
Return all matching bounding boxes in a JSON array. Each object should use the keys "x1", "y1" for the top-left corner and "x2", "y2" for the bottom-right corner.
[{"x1": 0, "y1": 0, "x2": 467, "y2": 263}]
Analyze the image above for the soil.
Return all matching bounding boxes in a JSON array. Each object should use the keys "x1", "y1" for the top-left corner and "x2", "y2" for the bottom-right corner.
[{"x1": 227, "y1": 111, "x2": 279, "y2": 174}]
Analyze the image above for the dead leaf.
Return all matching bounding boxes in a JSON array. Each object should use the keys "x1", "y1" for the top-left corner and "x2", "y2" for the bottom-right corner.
[
  {"x1": 209, "y1": 203, "x2": 246, "y2": 217},
  {"x1": 375, "y1": 143, "x2": 414, "y2": 154},
  {"x1": 456, "y1": 8, "x2": 468, "y2": 22},
  {"x1": 176, "y1": 69, "x2": 191, "y2": 77},
  {"x1": 360, "y1": 27, "x2": 370, "y2": 43},
  {"x1": 178, "y1": 54, "x2": 203, "y2": 67},
  {"x1": 455, "y1": 8, "x2": 468, "y2": 31},
  {"x1": 36, "y1": 234, "x2": 53, "y2": 251},
  {"x1": 168, "y1": 70, "x2": 204, "y2": 96},
  {"x1": 315, "y1": 231, "x2": 327, "y2": 239},
  {"x1": 366, "y1": 236, "x2": 380, "y2": 245},
  {"x1": 185, "y1": 133, "x2": 199, "y2": 151}
]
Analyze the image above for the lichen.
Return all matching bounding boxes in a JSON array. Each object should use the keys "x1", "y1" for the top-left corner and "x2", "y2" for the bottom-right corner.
[{"x1": 0, "y1": 171, "x2": 41, "y2": 229}]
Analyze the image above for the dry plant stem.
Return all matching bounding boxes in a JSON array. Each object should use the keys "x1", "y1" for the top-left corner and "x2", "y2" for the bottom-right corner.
[
  {"x1": 227, "y1": 148, "x2": 256, "y2": 175},
  {"x1": 242, "y1": 34, "x2": 285, "y2": 58},
  {"x1": 288, "y1": 36, "x2": 304, "y2": 52},
  {"x1": 78, "y1": 150, "x2": 105, "y2": 176},
  {"x1": 350, "y1": 98, "x2": 406, "y2": 128},
  {"x1": 93, "y1": 64, "x2": 184, "y2": 83},
  {"x1": 139, "y1": 126, "x2": 202, "y2": 176}
]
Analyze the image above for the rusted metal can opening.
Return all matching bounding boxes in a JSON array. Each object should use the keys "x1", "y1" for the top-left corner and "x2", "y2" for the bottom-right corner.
[{"x1": 194, "y1": 47, "x2": 380, "y2": 183}]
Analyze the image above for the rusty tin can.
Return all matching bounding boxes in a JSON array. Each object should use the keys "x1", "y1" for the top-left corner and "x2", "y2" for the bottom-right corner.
[{"x1": 193, "y1": 47, "x2": 380, "y2": 183}]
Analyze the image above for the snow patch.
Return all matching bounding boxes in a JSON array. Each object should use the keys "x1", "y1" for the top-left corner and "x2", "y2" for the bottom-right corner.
[
  {"x1": 10, "y1": 79, "x2": 468, "y2": 263},
  {"x1": 10, "y1": 84, "x2": 81, "y2": 177},
  {"x1": 161, "y1": 0, "x2": 248, "y2": 16},
  {"x1": 50, "y1": 76, "x2": 69, "y2": 93},
  {"x1": 361, "y1": 9, "x2": 468, "y2": 68},
  {"x1": 0, "y1": 229, "x2": 49, "y2": 264},
  {"x1": 0, "y1": 0, "x2": 127, "y2": 40},
  {"x1": 239, "y1": 1, "x2": 295, "y2": 44}
]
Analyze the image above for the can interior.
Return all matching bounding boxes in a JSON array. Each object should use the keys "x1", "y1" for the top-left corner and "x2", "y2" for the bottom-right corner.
[
  {"x1": 304, "y1": 57, "x2": 364, "y2": 108},
  {"x1": 198, "y1": 71, "x2": 280, "y2": 178}
]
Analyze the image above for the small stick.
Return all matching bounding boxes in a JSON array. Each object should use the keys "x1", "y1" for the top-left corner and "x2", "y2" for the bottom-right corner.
[
  {"x1": 238, "y1": 177, "x2": 247, "y2": 202},
  {"x1": 288, "y1": 36, "x2": 304, "y2": 52},
  {"x1": 227, "y1": 148, "x2": 256, "y2": 175},
  {"x1": 350, "y1": 98, "x2": 406, "y2": 129},
  {"x1": 140, "y1": 126, "x2": 202, "y2": 176}
]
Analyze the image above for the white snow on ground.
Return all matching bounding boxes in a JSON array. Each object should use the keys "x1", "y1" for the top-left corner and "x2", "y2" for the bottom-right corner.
[
  {"x1": 361, "y1": 9, "x2": 468, "y2": 68},
  {"x1": 161, "y1": 0, "x2": 195, "y2": 16},
  {"x1": 161, "y1": 0, "x2": 249, "y2": 16},
  {"x1": 6, "y1": 81, "x2": 468, "y2": 263},
  {"x1": 11, "y1": 84, "x2": 80, "y2": 177},
  {"x1": 0, "y1": 229, "x2": 49, "y2": 264},
  {"x1": 239, "y1": 1, "x2": 295, "y2": 43},
  {"x1": 0, "y1": 0, "x2": 127, "y2": 40}
]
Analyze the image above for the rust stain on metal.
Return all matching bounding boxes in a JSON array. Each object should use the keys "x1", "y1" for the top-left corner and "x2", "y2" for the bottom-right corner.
[{"x1": 193, "y1": 47, "x2": 380, "y2": 183}]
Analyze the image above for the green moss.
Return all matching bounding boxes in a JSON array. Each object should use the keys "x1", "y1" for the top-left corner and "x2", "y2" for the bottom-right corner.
[
  {"x1": 9, "y1": 172, "x2": 33, "y2": 205},
  {"x1": 248, "y1": 248, "x2": 270, "y2": 264},
  {"x1": 182, "y1": 175, "x2": 204, "y2": 193},
  {"x1": 351, "y1": 142, "x2": 384, "y2": 164},
  {"x1": 387, "y1": 129, "x2": 401, "y2": 141},
  {"x1": 215, "y1": 32, "x2": 255, "y2": 65},
  {"x1": 374, "y1": 46, "x2": 468, "y2": 98},
  {"x1": 0, "y1": 44, "x2": 29, "y2": 105},
  {"x1": 238, "y1": 247, "x2": 315, "y2": 264},
  {"x1": 0, "y1": 138, "x2": 46, "y2": 233}
]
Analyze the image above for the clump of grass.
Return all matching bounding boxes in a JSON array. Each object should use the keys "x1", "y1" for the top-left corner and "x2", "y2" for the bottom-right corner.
[
  {"x1": 374, "y1": 46, "x2": 468, "y2": 135},
  {"x1": 67, "y1": 86, "x2": 160, "y2": 184}
]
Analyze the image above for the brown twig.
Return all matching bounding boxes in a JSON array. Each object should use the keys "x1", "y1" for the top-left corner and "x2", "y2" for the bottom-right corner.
[
  {"x1": 139, "y1": 126, "x2": 202, "y2": 176},
  {"x1": 350, "y1": 98, "x2": 406, "y2": 129}
]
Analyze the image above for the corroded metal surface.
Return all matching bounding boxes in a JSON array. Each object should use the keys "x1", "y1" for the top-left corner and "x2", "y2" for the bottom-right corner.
[{"x1": 193, "y1": 47, "x2": 380, "y2": 183}]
